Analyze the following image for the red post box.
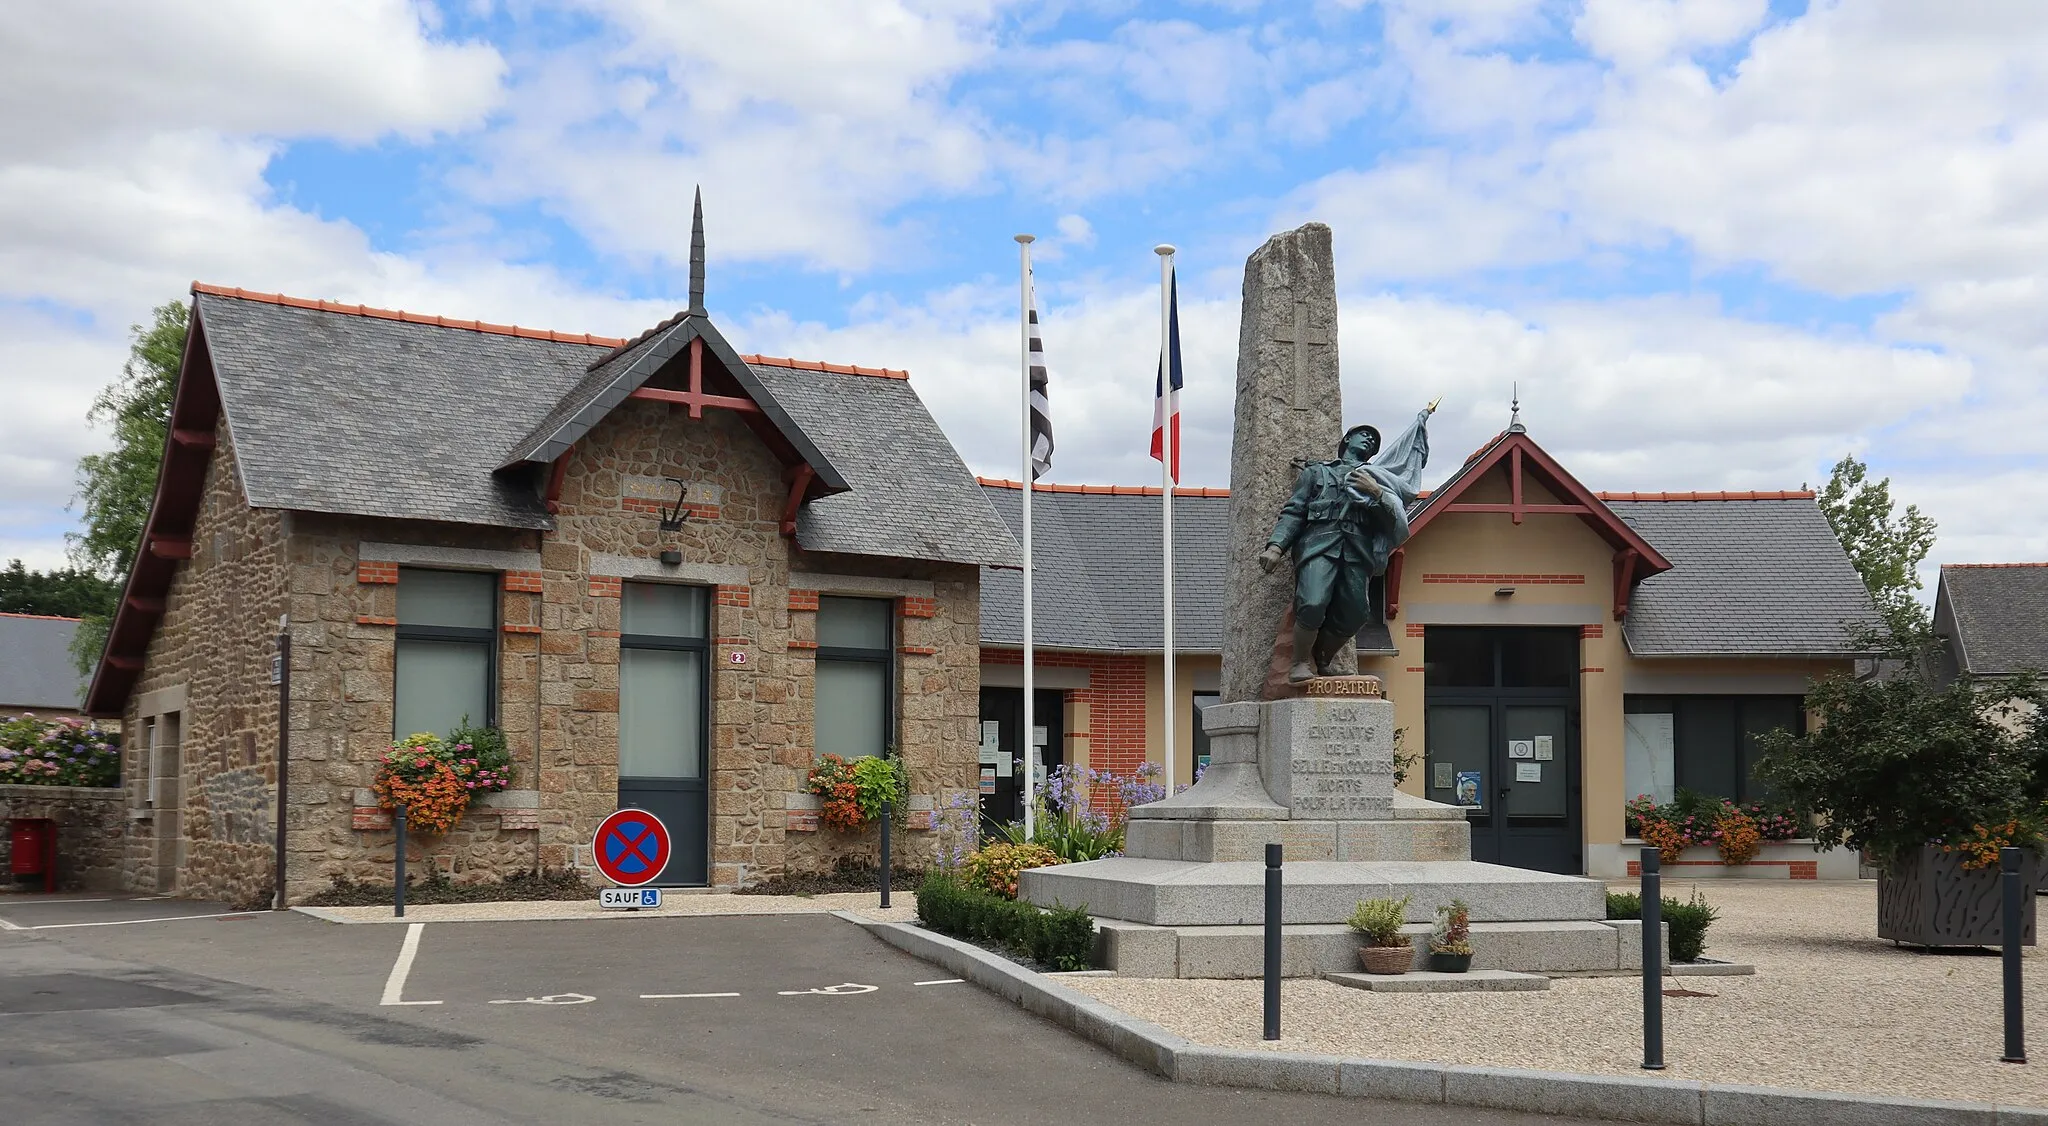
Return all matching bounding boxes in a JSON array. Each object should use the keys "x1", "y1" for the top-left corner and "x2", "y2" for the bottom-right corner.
[{"x1": 9, "y1": 817, "x2": 57, "y2": 892}]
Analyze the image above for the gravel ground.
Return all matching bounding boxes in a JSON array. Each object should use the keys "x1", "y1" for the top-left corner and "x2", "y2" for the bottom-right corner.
[
  {"x1": 295, "y1": 890, "x2": 918, "y2": 925},
  {"x1": 1067, "y1": 879, "x2": 2048, "y2": 1107}
]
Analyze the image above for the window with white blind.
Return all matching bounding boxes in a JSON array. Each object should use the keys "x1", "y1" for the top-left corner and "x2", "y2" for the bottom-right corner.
[
  {"x1": 393, "y1": 568, "x2": 496, "y2": 738},
  {"x1": 815, "y1": 596, "x2": 894, "y2": 759}
]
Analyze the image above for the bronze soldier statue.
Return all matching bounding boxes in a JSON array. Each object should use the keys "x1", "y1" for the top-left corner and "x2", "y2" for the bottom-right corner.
[{"x1": 1257, "y1": 403, "x2": 1436, "y2": 684}]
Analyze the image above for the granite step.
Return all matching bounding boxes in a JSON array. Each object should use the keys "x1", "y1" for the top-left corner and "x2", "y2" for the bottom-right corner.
[
  {"x1": 1096, "y1": 919, "x2": 1657, "y2": 979},
  {"x1": 1022, "y1": 856, "x2": 1607, "y2": 927}
]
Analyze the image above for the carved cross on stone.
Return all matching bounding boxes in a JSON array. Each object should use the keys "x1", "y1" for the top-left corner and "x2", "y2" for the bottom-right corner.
[{"x1": 1271, "y1": 299, "x2": 1329, "y2": 409}]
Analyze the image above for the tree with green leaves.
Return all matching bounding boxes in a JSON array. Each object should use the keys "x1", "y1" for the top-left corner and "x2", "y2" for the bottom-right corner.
[
  {"x1": 65, "y1": 299, "x2": 189, "y2": 674},
  {"x1": 1809, "y1": 454, "x2": 1938, "y2": 633},
  {"x1": 0, "y1": 560, "x2": 120, "y2": 619}
]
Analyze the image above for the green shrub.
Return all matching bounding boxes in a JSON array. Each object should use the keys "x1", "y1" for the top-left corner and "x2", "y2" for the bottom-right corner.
[
  {"x1": 916, "y1": 872, "x2": 1094, "y2": 971},
  {"x1": 1606, "y1": 889, "x2": 1718, "y2": 963},
  {"x1": 446, "y1": 716, "x2": 514, "y2": 787},
  {"x1": 963, "y1": 842, "x2": 1063, "y2": 899},
  {"x1": 1347, "y1": 895, "x2": 1411, "y2": 946}
]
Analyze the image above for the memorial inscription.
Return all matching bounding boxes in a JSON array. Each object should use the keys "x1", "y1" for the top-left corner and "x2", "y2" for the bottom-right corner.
[{"x1": 1260, "y1": 699, "x2": 1396, "y2": 817}]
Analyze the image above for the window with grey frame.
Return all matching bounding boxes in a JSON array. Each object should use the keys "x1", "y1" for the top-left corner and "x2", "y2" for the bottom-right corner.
[
  {"x1": 1622, "y1": 695, "x2": 1804, "y2": 805},
  {"x1": 393, "y1": 568, "x2": 497, "y2": 738},
  {"x1": 814, "y1": 596, "x2": 895, "y2": 759}
]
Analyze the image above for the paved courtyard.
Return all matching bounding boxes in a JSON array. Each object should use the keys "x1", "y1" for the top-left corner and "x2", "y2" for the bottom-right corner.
[
  {"x1": 0, "y1": 895, "x2": 1575, "y2": 1126},
  {"x1": 1066, "y1": 879, "x2": 2048, "y2": 1108}
]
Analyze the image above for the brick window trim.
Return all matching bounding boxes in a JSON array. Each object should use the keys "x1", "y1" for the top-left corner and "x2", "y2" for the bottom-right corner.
[
  {"x1": 788, "y1": 589, "x2": 820, "y2": 612},
  {"x1": 356, "y1": 561, "x2": 399, "y2": 585},
  {"x1": 623, "y1": 496, "x2": 722, "y2": 520},
  {"x1": 901, "y1": 596, "x2": 938, "y2": 619},
  {"x1": 356, "y1": 614, "x2": 397, "y2": 627},
  {"x1": 715, "y1": 585, "x2": 751, "y2": 607},
  {"x1": 1581, "y1": 624, "x2": 1606, "y2": 638},
  {"x1": 503, "y1": 623, "x2": 542, "y2": 635},
  {"x1": 589, "y1": 576, "x2": 623, "y2": 599},
  {"x1": 502, "y1": 570, "x2": 544, "y2": 593},
  {"x1": 1420, "y1": 573, "x2": 1586, "y2": 585}
]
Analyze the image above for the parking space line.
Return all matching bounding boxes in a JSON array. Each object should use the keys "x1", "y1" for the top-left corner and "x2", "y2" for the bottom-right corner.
[
  {"x1": 640, "y1": 992, "x2": 740, "y2": 999},
  {"x1": 914, "y1": 979, "x2": 964, "y2": 986},
  {"x1": 379, "y1": 922, "x2": 443, "y2": 1006},
  {"x1": 29, "y1": 912, "x2": 250, "y2": 930}
]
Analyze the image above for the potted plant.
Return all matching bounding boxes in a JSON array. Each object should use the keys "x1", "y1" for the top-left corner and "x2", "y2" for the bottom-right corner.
[
  {"x1": 1427, "y1": 898, "x2": 1473, "y2": 972},
  {"x1": 1347, "y1": 895, "x2": 1413, "y2": 974},
  {"x1": 1755, "y1": 624, "x2": 2048, "y2": 947}
]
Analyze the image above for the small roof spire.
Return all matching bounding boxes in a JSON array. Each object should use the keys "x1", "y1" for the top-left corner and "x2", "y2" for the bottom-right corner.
[
  {"x1": 688, "y1": 186, "x2": 706, "y2": 317},
  {"x1": 1509, "y1": 382, "x2": 1525, "y2": 434}
]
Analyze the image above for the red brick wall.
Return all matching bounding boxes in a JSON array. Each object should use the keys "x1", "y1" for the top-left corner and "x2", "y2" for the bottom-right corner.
[{"x1": 982, "y1": 648, "x2": 1150, "y2": 800}]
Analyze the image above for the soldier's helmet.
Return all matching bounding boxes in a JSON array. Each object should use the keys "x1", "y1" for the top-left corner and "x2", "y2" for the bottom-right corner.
[{"x1": 1338, "y1": 424, "x2": 1382, "y2": 461}]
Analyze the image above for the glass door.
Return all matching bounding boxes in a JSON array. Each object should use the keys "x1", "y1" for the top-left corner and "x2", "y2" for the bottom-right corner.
[
  {"x1": 1422, "y1": 628, "x2": 1582, "y2": 874},
  {"x1": 619, "y1": 583, "x2": 710, "y2": 885}
]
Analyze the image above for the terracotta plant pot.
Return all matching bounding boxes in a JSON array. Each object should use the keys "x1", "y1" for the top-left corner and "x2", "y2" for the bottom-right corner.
[
  {"x1": 1357, "y1": 944, "x2": 1412, "y2": 975},
  {"x1": 1427, "y1": 951, "x2": 1472, "y2": 973}
]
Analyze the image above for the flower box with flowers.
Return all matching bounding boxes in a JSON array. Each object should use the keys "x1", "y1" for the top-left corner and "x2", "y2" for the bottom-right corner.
[{"x1": 368, "y1": 725, "x2": 515, "y2": 834}]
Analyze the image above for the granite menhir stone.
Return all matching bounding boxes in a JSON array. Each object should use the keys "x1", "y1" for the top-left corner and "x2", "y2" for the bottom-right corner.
[{"x1": 1220, "y1": 222, "x2": 1348, "y2": 704}]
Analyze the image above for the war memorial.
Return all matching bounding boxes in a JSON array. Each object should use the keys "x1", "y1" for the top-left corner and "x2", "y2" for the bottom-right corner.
[{"x1": 1020, "y1": 224, "x2": 1632, "y2": 978}]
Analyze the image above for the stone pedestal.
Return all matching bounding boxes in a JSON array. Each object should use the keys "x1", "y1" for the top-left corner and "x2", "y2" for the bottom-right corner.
[{"x1": 1021, "y1": 694, "x2": 1609, "y2": 978}]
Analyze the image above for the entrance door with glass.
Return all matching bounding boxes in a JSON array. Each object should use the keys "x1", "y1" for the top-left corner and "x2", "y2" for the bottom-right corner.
[
  {"x1": 1422, "y1": 628, "x2": 1582, "y2": 874},
  {"x1": 618, "y1": 582, "x2": 710, "y2": 885},
  {"x1": 977, "y1": 688, "x2": 1064, "y2": 830}
]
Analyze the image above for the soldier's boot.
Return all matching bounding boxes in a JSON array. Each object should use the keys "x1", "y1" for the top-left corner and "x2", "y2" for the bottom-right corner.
[
  {"x1": 1287, "y1": 624, "x2": 1320, "y2": 683},
  {"x1": 1311, "y1": 631, "x2": 1344, "y2": 677}
]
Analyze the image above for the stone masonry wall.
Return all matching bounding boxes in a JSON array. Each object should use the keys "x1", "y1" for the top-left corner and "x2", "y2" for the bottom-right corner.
[
  {"x1": 283, "y1": 514, "x2": 544, "y2": 893},
  {"x1": 265, "y1": 391, "x2": 979, "y2": 895},
  {"x1": 0, "y1": 784, "x2": 127, "y2": 891},
  {"x1": 121, "y1": 420, "x2": 288, "y2": 905},
  {"x1": 545, "y1": 398, "x2": 979, "y2": 887}
]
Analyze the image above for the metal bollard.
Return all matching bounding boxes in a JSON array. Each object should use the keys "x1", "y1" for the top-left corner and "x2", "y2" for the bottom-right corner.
[
  {"x1": 1641, "y1": 846, "x2": 1664, "y2": 1070},
  {"x1": 1264, "y1": 842, "x2": 1282, "y2": 1042},
  {"x1": 2003, "y1": 846, "x2": 2027, "y2": 1064},
  {"x1": 879, "y1": 800, "x2": 893, "y2": 910},
  {"x1": 393, "y1": 805, "x2": 407, "y2": 919}
]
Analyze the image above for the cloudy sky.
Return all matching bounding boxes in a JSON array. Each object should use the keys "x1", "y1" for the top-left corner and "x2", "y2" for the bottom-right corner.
[{"x1": 3, "y1": 0, "x2": 2043, "y2": 589}]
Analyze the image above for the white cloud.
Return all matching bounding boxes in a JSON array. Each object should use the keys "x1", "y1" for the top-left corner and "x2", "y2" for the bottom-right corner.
[{"x1": 0, "y1": 1, "x2": 504, "y2": 154}]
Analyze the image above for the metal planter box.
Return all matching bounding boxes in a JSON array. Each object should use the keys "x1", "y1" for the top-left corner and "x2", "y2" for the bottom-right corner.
[{"x1": 1877, "y1": 845, "x2": 2038, "y2": 948}]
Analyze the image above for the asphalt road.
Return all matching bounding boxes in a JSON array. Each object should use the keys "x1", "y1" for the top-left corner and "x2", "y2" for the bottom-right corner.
[{"x1": 0, "y1": 897, "x2": 1585, "y2": 1125}]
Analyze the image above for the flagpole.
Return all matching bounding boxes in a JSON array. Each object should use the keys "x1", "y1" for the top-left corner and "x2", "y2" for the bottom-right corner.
[
  {"x1": 1155, "y1": 244, "x2": 1176, "y2": 795},
  {"x1": 1016, "y1": 233, "x2": 1037, "y2": 841}
]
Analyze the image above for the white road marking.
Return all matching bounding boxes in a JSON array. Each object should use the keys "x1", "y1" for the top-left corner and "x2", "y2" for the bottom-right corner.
[
  {"x1": 640, "y1": 992, "x2": 741, "y2": 999},
  {"x1": 914, "y1": 979, "x2": 964, "y2": 986},
  {"x1": 488, "y1": 993, "x2": 595, "y2": 1006},
  {"x1": 777, "y1": 982, "x2": 878, "y2": 996},
  {"x1": 379, "y1": 922, "x2": 442, "y2": 1006},
  {"x1": 0, "y1": 916, "x2": 23, "y2": 931},
  {"x1": 29, "y1": 912, "x2": 252, "y2": 930}
]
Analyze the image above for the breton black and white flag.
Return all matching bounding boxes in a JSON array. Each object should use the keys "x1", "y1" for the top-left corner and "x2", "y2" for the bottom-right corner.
[{"x1": 1027, "y1": 265, "x2": 1054, "y2": 480}]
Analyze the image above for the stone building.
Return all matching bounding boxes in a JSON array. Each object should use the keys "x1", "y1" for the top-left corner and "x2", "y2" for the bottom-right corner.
[
  {"x1": 973, "y1": 418, "x2": 1880, "y2": 881},
  {"x1": 84, "y1": 257, "x2": 1011, "y2": 903}
]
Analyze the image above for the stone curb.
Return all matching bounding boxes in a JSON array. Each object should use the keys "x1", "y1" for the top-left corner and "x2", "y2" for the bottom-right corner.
[{"x1": 848, "y1": 916, "x2": 2048, "y2": 1126}]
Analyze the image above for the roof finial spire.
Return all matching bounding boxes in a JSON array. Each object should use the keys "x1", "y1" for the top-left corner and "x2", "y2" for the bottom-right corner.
[
  {"x1": 1509, "y1": 382, "x2": 1524, "y2": 434},
  {"x1": 688, "y1": 186, "x2": 706, "y2": 317}
]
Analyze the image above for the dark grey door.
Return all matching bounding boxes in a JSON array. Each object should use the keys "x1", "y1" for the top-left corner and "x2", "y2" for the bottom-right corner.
[
  {"x1": 1421, "y1": 628, "x2": 1582, "y2": 874},
  {"x1": 618, "y1": 582, "x2": 711, "y2": 886},
  {"x1": 978, "y1": 687, "x2": 1064, "y2": 831}
]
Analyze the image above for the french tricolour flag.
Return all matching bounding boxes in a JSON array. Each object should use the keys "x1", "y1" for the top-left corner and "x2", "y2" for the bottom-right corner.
[{"x1": 1149, "y1": 268, "x2": 1183, "y2": 481}]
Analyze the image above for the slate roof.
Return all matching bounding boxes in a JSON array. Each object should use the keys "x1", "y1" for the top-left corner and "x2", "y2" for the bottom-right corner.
[
  {"x1": 1935, "y1": 564, "x2": 2048, "y2": 677},
  {"x1": 976, "y1": 484, "x2": 1393, "y2": 654},
  {"x1": 1610, "y1": 497, "x2": 1881, "y2": 657},
  {"x1": 190, "y1": 288, "x2": 1010, "y2": 567},
  {"x1": 0, "y1": 613, "x2": 85, "y2": 711},
  {"x1": 976, "y1": 484, "x2": 1873, "y2": 659}
]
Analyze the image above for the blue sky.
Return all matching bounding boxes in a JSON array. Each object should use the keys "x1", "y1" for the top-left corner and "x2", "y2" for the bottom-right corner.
[{"x1": 1, "y1": 0, "x2": 2044, "y2": 585}]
